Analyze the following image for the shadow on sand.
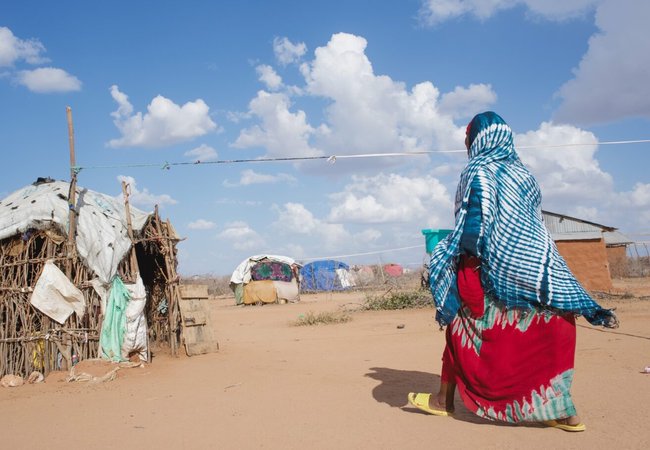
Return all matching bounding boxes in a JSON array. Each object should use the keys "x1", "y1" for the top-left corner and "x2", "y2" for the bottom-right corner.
[{"x1": 364, "y1": 367, "x2": 526, "y2": 428}]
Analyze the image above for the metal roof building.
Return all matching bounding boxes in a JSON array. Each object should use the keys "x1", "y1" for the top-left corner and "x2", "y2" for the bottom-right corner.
[
  {"x1": 542, "y1": 210, "x2": 632, "y2": 291},
  {"x1": 542, "y1": 210, "x2": 633, "y2": 245}
]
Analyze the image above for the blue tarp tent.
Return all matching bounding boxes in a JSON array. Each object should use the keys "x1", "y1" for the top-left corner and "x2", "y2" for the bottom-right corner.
[{"x1": 300, "y1": 260, "x2": 356, "y2": 291}]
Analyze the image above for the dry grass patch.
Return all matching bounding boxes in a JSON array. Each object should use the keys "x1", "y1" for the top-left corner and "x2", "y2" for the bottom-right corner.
[
  {"x1": 364, "y1": 289, "x2": 432, "y2": 310},
  {"x1": 292, "y1": 311, "x2": 352, "y2": 326}
]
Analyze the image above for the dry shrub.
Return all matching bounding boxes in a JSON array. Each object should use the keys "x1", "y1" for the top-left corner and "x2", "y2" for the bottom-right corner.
[
  {"x1": 350, "y1": 265, "x2": 425, "y2": 291},
  {"x1": 182, "y1": 274, "x2": 232, "y2": 296},
  {"x1": 364, "y1": 289, "x2": 432, "y2": 310},
  {"x1": 292, "y1": 311, "x2": 352, "y2": 326}
]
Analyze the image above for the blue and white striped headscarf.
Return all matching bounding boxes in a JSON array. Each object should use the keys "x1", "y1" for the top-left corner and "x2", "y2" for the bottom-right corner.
[{"x1": 429, "y1": 111, "x2": 618, "y2": 328}]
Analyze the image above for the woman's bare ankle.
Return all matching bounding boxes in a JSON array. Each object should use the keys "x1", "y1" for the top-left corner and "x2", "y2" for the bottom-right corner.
[
  {"x1": 554, "y1": 415, "x2": 581, "y2": 425},
  {"x1": 429, "y1": 393, "x2": 454, "y2": 412},
  {"x1": 565, "y1": 415, "x2": 581, "y2": 425}
]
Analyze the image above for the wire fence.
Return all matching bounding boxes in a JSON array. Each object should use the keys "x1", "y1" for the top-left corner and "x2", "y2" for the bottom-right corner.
[{"x1": 625, "y1": 242, "x2": 650, "y2": 277}]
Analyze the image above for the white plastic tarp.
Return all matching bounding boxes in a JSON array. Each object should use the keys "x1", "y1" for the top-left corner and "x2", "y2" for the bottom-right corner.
[
  {"x1": 0, "y1": 181, "x2": 150, "y2": 284},
  {"x1": 336, "y1": 268, "x2": 356, "y2": 288},
  {"x1": 91, "y1": 278, "x2": 109, "y2": 315},
  {"x1": 123, "y1": 275, "x2": 148, "y2": 361},
  {"x1": 30, "y1": 261, "x2": 85, "y2": 324}
]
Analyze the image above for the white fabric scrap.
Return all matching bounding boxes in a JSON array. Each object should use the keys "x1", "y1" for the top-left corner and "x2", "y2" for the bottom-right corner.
[
  {"x1": 30, "y1": 261, "x2": 85, "y2": 324},
  {"x1": 336, "y1": 268, "x2": 356, "y2": 288},
  {"x1": 122, "y1": 274, "x2": 148, "y2": 361}
]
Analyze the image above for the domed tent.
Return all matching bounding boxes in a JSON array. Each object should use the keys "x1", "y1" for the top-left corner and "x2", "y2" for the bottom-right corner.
[
  {"x1": 229, "y1": 255, "x2": 301, "y2": 305},
  {"x1": 300, "y1": 260, "x2": 357, "y2": 292}
]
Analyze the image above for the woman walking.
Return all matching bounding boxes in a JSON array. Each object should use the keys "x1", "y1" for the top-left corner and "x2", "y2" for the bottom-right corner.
[{"x1": 409, "y1": 112, "x2": 618, "y2": 431}]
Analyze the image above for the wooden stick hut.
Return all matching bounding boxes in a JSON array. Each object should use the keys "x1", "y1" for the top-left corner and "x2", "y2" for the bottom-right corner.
[{"x1": 0, "y1": 178, "x2": 182, "y2": 378}]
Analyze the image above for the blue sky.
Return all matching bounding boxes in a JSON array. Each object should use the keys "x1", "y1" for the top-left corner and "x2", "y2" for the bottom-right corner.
[{"x1": 1, "y1": 0, "x2": 649, "y2": 276}]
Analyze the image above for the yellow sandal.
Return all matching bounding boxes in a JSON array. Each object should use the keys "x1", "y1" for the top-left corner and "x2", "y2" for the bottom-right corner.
[
  {"x1": 407, "y1": 393, "x2": 451, "y2": 416},
  {"x1": 544, "y1": 420, "x2": 587, "y2": 432}
]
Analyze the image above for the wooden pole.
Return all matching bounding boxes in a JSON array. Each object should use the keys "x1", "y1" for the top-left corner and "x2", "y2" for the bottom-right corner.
[
  {"x1": 152, "y1": 207, "x2": 179, "y2": 357},
  {"x1": 165, "y1": 218, "x2": 182, "y2": 357},
  {"x1": 121, "y1": 181, "x2": 140, "y2": 279},
  {"x1": 66, "y1": 106, "x2": 77, "y2": 275},
  {"x1": 378, "y1": 256, "x2": 386, "y2": 284}
]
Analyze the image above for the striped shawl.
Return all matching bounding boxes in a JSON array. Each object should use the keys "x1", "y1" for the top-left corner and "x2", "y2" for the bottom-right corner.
[{"x1": 429, "y1": 112, "x2": 618, "y2": 328}]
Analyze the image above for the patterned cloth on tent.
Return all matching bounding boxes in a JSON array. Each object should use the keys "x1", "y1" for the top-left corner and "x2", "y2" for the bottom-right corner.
[{"x1": 251, "y1": 261, "x2": 293, "y2": 282}]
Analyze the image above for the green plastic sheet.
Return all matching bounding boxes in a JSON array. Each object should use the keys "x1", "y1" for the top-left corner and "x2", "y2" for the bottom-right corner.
[{"x1": 99, "y1": 277, "x2": 131, "y2": 361}]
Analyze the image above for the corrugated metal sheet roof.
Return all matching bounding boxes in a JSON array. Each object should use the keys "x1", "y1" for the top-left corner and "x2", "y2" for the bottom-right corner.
[
  {"x1": 603, "y1": 230, "x2": 634, "y2": 246},
  {"x1": 542, "y1": 210, "x2": 615, "y2": 234},
  {"x1": 542, "y1": 210, "x2": 632, "y2": 245}
]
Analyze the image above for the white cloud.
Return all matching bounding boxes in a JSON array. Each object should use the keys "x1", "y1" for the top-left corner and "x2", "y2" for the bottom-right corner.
[
  {"x1": 17, "y1": 67, "x2": 81, "y2": 93},
  {"x1": 256, "y1": 64, "x2": 282, "y2": 91},
  {"x1": 0, "y1": 27, "x2": 82, "y2": 94},
  {"x1": 236, "y1": 32, "x2": 497, "y2": 167},
  {"x1": 273, "y1": 37, "x2": 307, "y2": 65},
  {"x1": 300, "y1": 32, "x2": 469, "y2": 157},
  {"x1": 555, "y1": 0, "x2": 650, "y2": 124},
  {"x1": 184, "y1": 144, "x2": 218, "y2": 162},
  {"x1": 571, "y1": 206, "x2": 599, "y2": 221},
  {"x1": 418, "y1": 0, "x2": 599, "y2": 25},
  {"x1": 284, "y1": 243, "x2": 305, "y2": 259},
  {"x1": 233, "y1": 90, "x2": 322, "y2": 158},
  {"x1": 116, "y1": 175, "x2": 178, "y2": 209},
  {"x1": 620, "y1": 183, "x2": 650, "y2": 223},
  {"x1": 516, "y1": 122, "x2": 614, "y2": 206},
  {"x1": 327, "y1": 173, "x2": 453, "y2": 225},
  {"x1": 273, "y1": 203, "x2": 350, "y2": 249},
  {"x1": 226, "y1": 110, "x2": 251, "y2": 124},
  {"x1": 439, "y1": 84, "x2": 497, "y2": 120},
  {"x1": 417, "y1": 1, "x2": 649, "y2": 125},
  {"x1": 515, "y1": 122, "x2": 616, "y2": 223},
  {"x1": 217, "y1": 221, "x2": 265, "y2": 251},
  {"x1": 418, "y1": 0, "x2": 469, "y2": 24},
  {"x1": 626, "y1": 183, "x2": 650, "y2": 207},
  {"x1": 108, "y1": 85, "x2": 218, "y2": 148},
  {"x1": 223, "y1": 169, "x2": 297, "y2": 187},
  {"x1": 188, "y1": 219, "x2": 216, "y2": 230},
  {"x1": 415, "y1": 0, "x2": 650, "y2": 124},
  {"x1": 215, "y1": 198, "x2": 263, "y2": 207},
  {"x1": 0, "y1": 27, "x2": 49, "y2": 66},
  {"x1": 275, "y1": 202, "x2": 319, "y2": 233},
  {"x1": 354, "y1": 228, "x2": 382, "y2": 244},
  {"x1": 110, "y1": 85, "x2": 133, "y2": 116},
  {"x1": 607, "y1": 182, "x2": 650, "y2": 224}
]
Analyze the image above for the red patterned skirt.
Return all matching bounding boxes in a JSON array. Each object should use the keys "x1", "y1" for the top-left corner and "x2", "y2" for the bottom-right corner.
[{"x1": 442, "y1": 259, "x2": 578, "y2": 422}]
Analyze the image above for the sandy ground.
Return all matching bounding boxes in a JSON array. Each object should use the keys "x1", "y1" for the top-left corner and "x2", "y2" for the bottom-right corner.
[{"x1": 1, "y1": 279, "x2": 649, "y2": 450}]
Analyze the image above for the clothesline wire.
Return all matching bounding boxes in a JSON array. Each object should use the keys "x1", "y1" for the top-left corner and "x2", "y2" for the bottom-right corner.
[
  {"x1": 300, "y1": 238, "x2": 650, "y2": 263},
  {"x1": 301, "y1": 244, "x2": 424, "y2": 262},
  {"x1": 72, "y1": 138, "x2": 650, "y2": 172}
]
